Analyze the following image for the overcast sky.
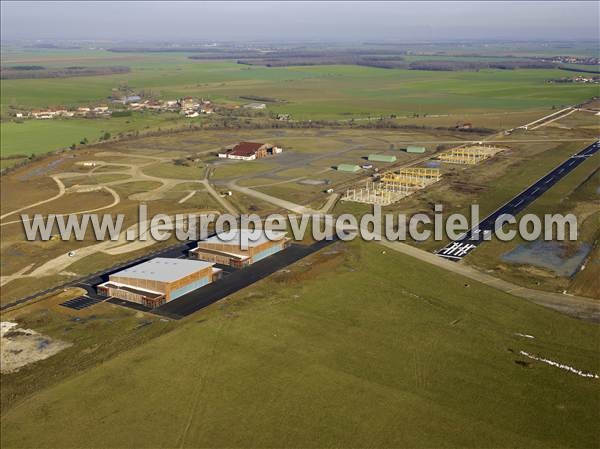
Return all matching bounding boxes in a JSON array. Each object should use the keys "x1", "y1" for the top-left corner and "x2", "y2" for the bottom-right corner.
[{"x1": 1, "y1": 1, "x2": 598, "y2": 42}]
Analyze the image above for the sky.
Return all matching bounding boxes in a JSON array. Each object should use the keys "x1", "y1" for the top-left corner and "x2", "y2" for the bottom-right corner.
[{"x1": 1, "y1": 1, "x2": 598, "y2": 43}]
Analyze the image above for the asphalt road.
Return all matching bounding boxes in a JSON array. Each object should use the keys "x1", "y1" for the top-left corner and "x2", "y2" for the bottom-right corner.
[
  {"x1": 437, "y1": 140, "x2": 599, "y2": 261},
  {"x1": 25, "y1": 235, "x2": 336, "y2": 318},
  {"x1": 0, "y1": 240, "x2": 198, "y2": 311},
  {"x1": 155, "y1": 239, "x2": 337, "y2": 319}
]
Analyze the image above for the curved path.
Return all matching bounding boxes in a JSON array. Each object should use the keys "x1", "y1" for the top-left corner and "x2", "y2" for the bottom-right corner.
[
  {"x1": 0, "y1": 186, "x2": 121, "y2": 227},
  {"x1": 0, "y1": 176, "x2": 66, "y2": 220}
]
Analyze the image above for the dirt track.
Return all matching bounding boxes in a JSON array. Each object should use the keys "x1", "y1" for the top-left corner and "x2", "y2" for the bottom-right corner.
[{"x1": 0, "y1": 176, "x2": 66, "y2": 220}]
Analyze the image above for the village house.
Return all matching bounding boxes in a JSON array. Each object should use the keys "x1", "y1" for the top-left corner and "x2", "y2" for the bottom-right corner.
[
  {"x1": 180, "y1": 97, "x2": 200, "y2": 110},
  {"x1": 144, "y1": 101, "x2": 163, "y2": 111},
  {"x1": 31, "y1": 109, "x2": 68, "y2": 119},
  {"x1": 200, "y1": 104, "x2": 214, "y2": 114}
]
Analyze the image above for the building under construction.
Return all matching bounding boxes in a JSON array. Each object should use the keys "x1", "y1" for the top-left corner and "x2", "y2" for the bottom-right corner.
[
  {"x1": 342, "y1": 182, "x2": 406, "y2": 206},
  {"x1": 380, "y1": 167, "x2": 441, "y2": 189},
  {"x1": 342, "y1": 167, "x2": 441, "y2": 206},
  {"x1": 436, "y1": 145, "x2": 504, "y2": 165}
]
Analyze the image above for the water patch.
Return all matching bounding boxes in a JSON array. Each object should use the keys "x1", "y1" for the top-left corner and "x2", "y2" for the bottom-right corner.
[
  {"x1": 298, "y1": 179, "x2": 329, "y2": 186},
  {"x1": 501, "y1": 240, "x2": 591, "y2": 277}
]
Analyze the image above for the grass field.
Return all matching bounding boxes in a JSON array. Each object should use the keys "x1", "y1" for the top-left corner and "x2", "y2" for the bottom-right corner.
[
  {"x1": 0, "y1": 113, "x2": 194, "y2": 157},
  {"x1": 1, "y1": 45, "x2": 599, "y2": 448},
  {"x1": 1, "y1": 240, "x2": 598, "y2": 448},
  {"x1": 2, "y1": 48, "x2": 599, "y2": 158}
]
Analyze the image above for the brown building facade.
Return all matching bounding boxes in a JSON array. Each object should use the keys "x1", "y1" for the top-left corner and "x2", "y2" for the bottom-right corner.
[
  {"x1": 190, "y1": 230, "x2": 291, "y2": 268},
  {"x1": 97, "y1": 258, "x2": 221, "y2": 308}
]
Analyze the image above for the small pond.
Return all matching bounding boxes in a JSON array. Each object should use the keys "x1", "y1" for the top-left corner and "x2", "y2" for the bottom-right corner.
[{"x1": 501, "y1": 240, "x2": 592, "y2": 277}]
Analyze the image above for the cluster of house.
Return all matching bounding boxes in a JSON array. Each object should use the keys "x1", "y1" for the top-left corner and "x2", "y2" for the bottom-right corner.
[
  {"x1": 20, "y1": 105, "x2": 111, "y2": 120},
  {"x1": 122, "y1": 97, "x2": 214, "y2": 116},
  {"x1": 218, "y1": 141, "x2": 283, "y2": 161},
  {"x1": 544, "y1": 56, "x2": 600, "y2": 65},
  {"x1": 18, "y1": 96, "x2": 216, "y2": 120},
  {"x1": 547, "y1": 76, "x2": 599, "y2": 84}
]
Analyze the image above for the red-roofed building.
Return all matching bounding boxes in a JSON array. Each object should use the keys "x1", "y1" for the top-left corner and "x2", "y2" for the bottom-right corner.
[{"x1": 218, "y1": 141, "x2": 282, "y2": 160}]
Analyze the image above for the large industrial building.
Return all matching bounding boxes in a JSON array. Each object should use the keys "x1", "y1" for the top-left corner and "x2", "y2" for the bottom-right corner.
[
  {"x1": 97, "y1": 258, "x2": 222, "y2": 308},
  {"x1": 191, "y1": 229, "x2": 291, "y2": 268}
]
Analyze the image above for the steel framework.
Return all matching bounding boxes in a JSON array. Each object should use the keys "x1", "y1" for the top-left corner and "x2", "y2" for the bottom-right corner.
[{"x1": 437, "y1": 145, "x2": 503, "y2": 165}]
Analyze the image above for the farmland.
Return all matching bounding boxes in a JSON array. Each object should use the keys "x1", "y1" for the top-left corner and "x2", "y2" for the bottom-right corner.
[{"x1": 2, "y1": 47, "x2": 599, "y2": 159}]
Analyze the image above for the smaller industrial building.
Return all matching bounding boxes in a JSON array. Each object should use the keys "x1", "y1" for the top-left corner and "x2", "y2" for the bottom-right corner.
[
  {"x1": 191, "y1": 229, "x2": 291, "y2": 268},
  {"x1": 368, "y1": 154, "x2": 397, "y2": 163},
  {"x1": 218, "y1": 142, "x2": 283, "y2": 161},
  {"x1": 97, "y1": 258, "x2": 222, "y2": 308},
  {"x1": 405, "y1": 145, "x2": 426, "y2": 154},
  {"x1": 337, "y1": 164, "x2": 361, "y2": 173}
]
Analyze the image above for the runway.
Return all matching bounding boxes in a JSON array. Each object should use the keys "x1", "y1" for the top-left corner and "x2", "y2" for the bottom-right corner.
[{"x1": 437, "y1": 140, "x2": 599, "y2": 261}]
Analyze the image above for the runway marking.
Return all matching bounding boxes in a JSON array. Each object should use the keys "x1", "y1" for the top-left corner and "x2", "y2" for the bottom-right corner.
[
  {"x1": 438, "y1": 242, "x2": 477, "y2": 259},
  {"x1": 435, "y1": 141, "x2": 598, "y2": 262}
]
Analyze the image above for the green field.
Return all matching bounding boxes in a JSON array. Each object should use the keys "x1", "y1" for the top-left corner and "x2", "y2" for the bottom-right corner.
[
  {"x1": 2, "y1": 60, "x2": 595, "y2": 117},
  {"x1": 2, "y1": 48, "x2": 599, "y2": 158},
  {"x1": 0, "y1": 113, "x2": 195, "y2": 157},
  {"x1": 1, "y1": 240, "x2": 598, "y2": 448}
]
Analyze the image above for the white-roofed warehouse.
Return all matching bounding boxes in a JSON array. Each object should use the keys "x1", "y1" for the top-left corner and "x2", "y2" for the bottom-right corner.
[{"x1": 97, "y1": 258, "x2": 222, "y2": 308}]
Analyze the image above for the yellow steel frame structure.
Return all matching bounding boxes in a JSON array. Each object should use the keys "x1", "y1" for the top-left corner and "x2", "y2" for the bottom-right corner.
[
  {"x1": 437, "y1": 145, "x2": 503, "y2": 165},
  {"x1": 380, "y1": 167, "x2": 441, "y2": 188}
]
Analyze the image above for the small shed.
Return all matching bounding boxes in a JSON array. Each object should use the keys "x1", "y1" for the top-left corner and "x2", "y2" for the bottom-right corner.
[
  {"x1": 337, "y1": 164, "x2": 361, "y2": 173},
  {"x1": 368, "y1": 154, "x2": 397, "y2": 163},
  {"x1": 406, "y1": 145, "x2": 426, "y2": 154}
]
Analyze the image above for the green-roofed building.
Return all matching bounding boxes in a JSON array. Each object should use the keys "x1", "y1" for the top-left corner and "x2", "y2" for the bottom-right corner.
[
  {"x1": 337, "y1": 164, "x2": 361, "y2": 173},
  {"x1": 406, "y1": 145, "x2": 426, "y2": 153},
  {"x1": 368, "y1": 154, "x2": 397, "y2": 163}
]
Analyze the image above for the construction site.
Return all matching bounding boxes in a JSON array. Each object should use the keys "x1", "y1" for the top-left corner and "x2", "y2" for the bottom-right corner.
[
  {"x1": 342, "y1": 144, "x2": 506, "y2": 206},
  {"x1": 342, "y1": 167, "x2": 442, "y2": 206},
  {"x1": 436, "y1": 145, "x2": 505, "y2": 165}
]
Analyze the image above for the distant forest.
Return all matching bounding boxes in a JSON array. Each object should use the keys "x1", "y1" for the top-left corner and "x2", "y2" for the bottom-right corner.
[{"x1": 0, "y1": 65, "x2": 130, "y2": 79}]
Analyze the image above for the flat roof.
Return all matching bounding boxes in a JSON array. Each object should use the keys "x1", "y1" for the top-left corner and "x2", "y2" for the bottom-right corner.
[
  {"x1": 110, "y1": 257, "x2": 214, "y2": 283},
  {"x1": 200, "y1": 229, "x2": 286, "y2": 248}
]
